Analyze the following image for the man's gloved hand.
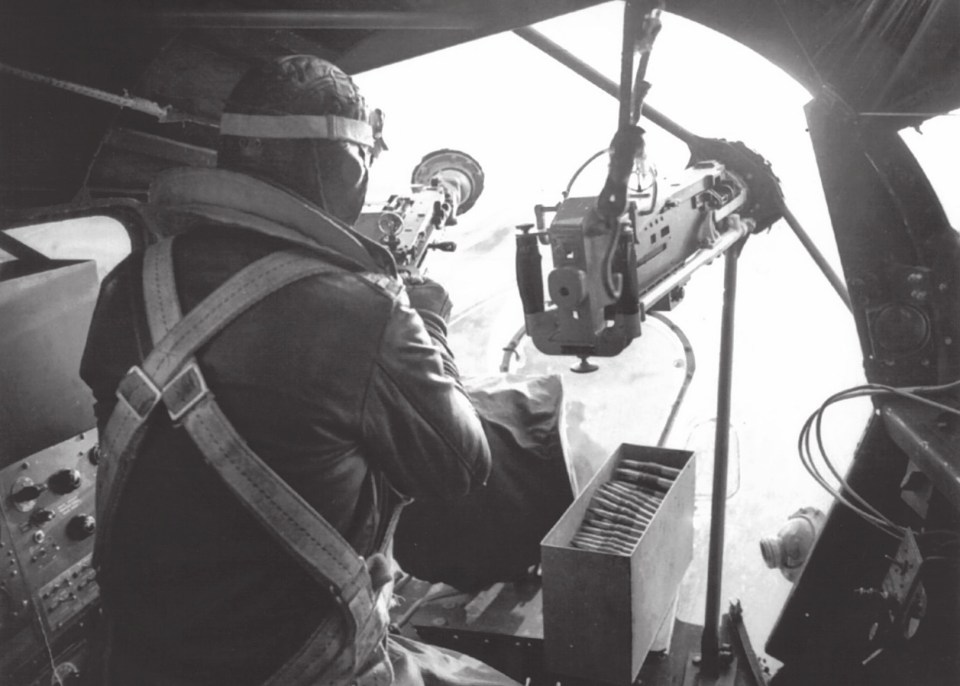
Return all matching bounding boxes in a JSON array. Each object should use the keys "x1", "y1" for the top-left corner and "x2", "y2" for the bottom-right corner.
[
  {"x1": 404, "y1": 276, "x2": 461, "y2": 381},
  {"x1": 404, "y1": 276, "x2": 452, "y2": 323}
]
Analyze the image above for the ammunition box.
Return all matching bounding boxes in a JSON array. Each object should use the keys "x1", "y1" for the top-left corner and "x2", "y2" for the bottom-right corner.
[{"x1": 541, "y1": 444, "x2": 695, "y2": 684}]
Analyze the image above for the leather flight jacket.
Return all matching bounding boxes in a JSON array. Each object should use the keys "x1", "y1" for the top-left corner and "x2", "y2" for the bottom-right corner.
[{"x1": 80, "y1": 169, "x2": 491, "y2": 685}]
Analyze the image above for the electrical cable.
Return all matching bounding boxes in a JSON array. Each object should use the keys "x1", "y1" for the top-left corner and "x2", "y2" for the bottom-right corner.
[
  {"x1": 634, "y1": 172, "x2": 657, "y2": 216},
  {"x1": 564, "y1": 147, "x2": 658, "y2": 201},
  {"x1": 601, "y1": 215, "x2": 624, "y2": 299},
  {"x1": 813, "y1": 387, "x2": 904, "y2": 527},
  {"x1": 563, "y1": 149, "x2": 606, "y2": 199},
  {"x1": 798, "y1": 379, "x2": 960, "y2": 539},
  {"x1": 797, "y1": 434, "x2": 902, "y2": 538},
  {"x1": 649, "y1": 311, "x2": 696, "y2": 448},
  {"x1": 799, "y1": 387, "x2": 905, "y2": 537},
  {"x1": 801, "y1": 389, "x2": 903, "y2": 535},
  {"x1": 901, "y1": 377, "x2": 960, "y2": 393}
]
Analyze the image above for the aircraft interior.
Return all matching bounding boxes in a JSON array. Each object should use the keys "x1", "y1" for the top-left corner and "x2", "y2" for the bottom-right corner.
[{"x1": 1, "y1": 2, "x2": 958, "y2": 685}]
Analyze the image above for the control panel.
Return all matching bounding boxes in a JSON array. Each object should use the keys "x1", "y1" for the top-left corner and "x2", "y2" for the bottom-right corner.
[{"x1": 0, "y1": 431, "x2": 100, "y2": 685}]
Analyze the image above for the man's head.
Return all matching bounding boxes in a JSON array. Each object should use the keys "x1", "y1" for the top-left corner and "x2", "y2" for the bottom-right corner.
[{"x1": 217, "y1": 55, "x2": 382, "y2": 224}]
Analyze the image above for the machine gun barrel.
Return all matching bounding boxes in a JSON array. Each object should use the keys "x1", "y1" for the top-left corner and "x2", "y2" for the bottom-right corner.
[{"x1": 638, "y1": 216, "x2": 749, "y2": 314}]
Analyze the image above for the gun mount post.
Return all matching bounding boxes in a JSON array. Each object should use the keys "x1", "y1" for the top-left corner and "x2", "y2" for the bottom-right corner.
[{"x1": 685, "y1": 241, "x2": 744, "y2": 686}]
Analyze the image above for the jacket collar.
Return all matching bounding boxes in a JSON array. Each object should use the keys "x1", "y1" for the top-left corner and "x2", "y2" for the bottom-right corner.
[{"x1": 147, "y1": 168, "x2": 395, "y2": 275}]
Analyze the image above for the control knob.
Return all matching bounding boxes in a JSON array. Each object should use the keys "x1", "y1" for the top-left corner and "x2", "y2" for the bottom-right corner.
[
  {"x1": 66, "y1": 515, "x2": 96, "y2": 541},
  {"x1": 48, "y1": 469, "x2": 82, "y2": 494}
]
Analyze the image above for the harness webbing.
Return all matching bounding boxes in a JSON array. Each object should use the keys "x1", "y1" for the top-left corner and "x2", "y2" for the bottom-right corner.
[{"x1": 95, "y1": 238, "x2": 387, "y2": 685}]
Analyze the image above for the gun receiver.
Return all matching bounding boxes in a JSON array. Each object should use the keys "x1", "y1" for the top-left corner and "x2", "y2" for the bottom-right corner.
[
  {"x1": 517, "y1": 160, "x2": 753, "y2": 360},
  {"x1": 354, "y1": 149, "x2": 484, "y2": 278}
]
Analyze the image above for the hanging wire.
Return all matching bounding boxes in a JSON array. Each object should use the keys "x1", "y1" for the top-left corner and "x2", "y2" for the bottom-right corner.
[
  {"x1": 563, "y1": 149, "x2": 607, "y2": 199},
  {"x1": 798, "y1": 378, "x2": 960, "y2": 539},
  {"x1": 799, "y1": 386, "x2": 904, "y2": 537},
  {"x1": 649, "y1": 311, "x2": 696, "y2": 448},
  {"x1": 563, "y1": 147, "x2": 656, "y2": 200}
]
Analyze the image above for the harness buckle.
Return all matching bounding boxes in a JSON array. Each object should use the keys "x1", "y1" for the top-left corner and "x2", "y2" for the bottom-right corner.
[
  {"x1": 116, "y1": 366, "x2": 162, "y2": 421},
  {"x1": 163, "y1": 362, "x2": 210, "y2": 422}
]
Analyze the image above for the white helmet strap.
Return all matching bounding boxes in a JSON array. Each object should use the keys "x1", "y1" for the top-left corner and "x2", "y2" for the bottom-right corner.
[{"x1": 220, "y1": 113, "x2": 375, "y2": 149}]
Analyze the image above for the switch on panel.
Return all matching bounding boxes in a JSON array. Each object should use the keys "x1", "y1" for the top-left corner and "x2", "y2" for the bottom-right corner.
[{"x1": 11, "y1": 481, "x2": 46, "y2": 504}]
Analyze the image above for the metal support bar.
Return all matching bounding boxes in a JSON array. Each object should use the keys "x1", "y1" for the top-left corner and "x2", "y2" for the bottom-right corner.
[
  {"x1": 151, "y1": 11, "x2": 484, "y2": 30},
  {"x1": 513, "y1": 26, "x2": 699, "y2": 144},
  {"x1": 780, "y1": 203, "x2": 853, "y2": 312},
  {"x1": 700, "y1": 242, "x2": 742, "y2": 676},
  {"x1": 0, "y1": 60, "x2": 210, "y2": 126},
  {"x1": 0, "y1": 230, "x2": 52, "y2": 264},
  {"x1": 618, "y1": 0, "x2": 641, "y2": 129}
]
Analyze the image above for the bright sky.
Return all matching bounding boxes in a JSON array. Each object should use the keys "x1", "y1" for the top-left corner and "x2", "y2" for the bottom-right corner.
[
  {"x1": 901, "y1": 113, "x2": 960, "y2": 228},
  {"x1": 354, "y1": 3, "x2": 842, "y2": 271}
]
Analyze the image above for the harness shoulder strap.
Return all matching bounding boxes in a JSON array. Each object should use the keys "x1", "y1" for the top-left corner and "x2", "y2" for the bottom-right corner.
[
  {"x1": 96, "y1": 238, "x2": 387, "y2": 685},
  {"x1": 96, "y1": 241, "x2": 345, "y2": 558}
]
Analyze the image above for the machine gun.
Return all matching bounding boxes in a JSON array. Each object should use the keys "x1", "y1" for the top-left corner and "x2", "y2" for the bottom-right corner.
[
  {"x1": 513, "y1": 0, "x2": 777, "y2": 371},
  {"x1": 354, "y1": 149, "x2": 484, "y2": 278},
  {"x1": 516, "y1": 151, "x2": 760, "y2": 367}
]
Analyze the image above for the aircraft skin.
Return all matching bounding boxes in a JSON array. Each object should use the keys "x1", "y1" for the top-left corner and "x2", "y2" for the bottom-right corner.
[{"x1": 0, "y1": 2, "x2": 958, "y2": 685}]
